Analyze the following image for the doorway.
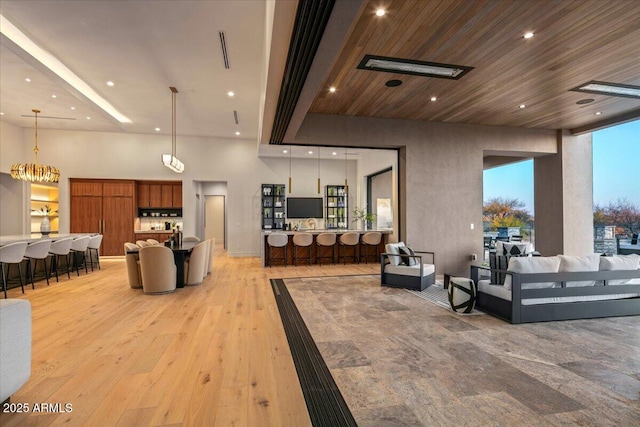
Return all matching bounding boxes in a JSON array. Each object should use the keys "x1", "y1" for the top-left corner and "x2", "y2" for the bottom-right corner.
[{"x1": 205, "y1": 195, "x2": 225, "y2": 248}]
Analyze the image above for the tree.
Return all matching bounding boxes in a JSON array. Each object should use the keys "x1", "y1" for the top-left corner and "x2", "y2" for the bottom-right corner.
[
  {"x1": 483, "y1": 197, "x2": 533, "y2": 232},
  {"x1": 593, "y1": 198, "x2": 640, "y2": 236}
]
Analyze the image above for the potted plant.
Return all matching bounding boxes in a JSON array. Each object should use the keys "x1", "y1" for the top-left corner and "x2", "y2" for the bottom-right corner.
[
  {"x1": 32, "y1": 205, "x2": 57, "y2": 235},
  {"x1": 352, "y1": 207, "x2": 376, "y2": 230}
]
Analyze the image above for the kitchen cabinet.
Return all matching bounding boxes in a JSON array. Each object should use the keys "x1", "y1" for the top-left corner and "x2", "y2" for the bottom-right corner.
[
  {"x1": 137, "y1": 183, "x2": 150, "y2": 208},
  {"x1": 149, "y1": 184, "x2": 162, "y2": 207},
  {"x1": 172, "y1": 184, "x2": 182, "y2": 207},
  {"x1": 70, "y1": 179, "x2": 135, "y2": 256},
  {"x1": 161, "y1": 185, "x2": 173, "y2": 207},
  {"x1": 137, "y1": 181, "x2": 182, "y2": 208}
]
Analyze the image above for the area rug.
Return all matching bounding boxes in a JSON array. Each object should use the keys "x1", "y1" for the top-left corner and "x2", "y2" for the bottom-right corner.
[{"x1": 405, "y1": 282, "x2": 485, "y2": 315}]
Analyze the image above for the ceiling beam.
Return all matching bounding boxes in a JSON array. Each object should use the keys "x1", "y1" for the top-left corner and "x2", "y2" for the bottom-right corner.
[{"x1": 570, "y1": 108, "x2": 640, "y2": 135}]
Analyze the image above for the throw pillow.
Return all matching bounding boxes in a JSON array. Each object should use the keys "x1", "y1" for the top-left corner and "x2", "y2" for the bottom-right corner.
[
  {"x1": 504, "y1": 256, "x2": 560, "y2": 290},
  {"x1": 384, "y1": 242, "x2": 405, "y2": 266},
  {"x1": 398, "y1": 246, "x2": 418, "y2": 266}
]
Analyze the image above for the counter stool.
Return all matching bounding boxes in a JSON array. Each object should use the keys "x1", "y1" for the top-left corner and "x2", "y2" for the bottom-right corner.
[
  {"x1": 0, "y1": 242, "x2": 28, "y2": 298},
  {"x1": 70, "y1": 236, "x2": 91, "y2": 276},
  {"x1": 292, "y1": 233, "x2": 313, "y2": 266},
  {"x1": 49, "y1": 237, "x2": 73, "y2": 282},
  {"x1": 339, "y1": 232, "x2": 360, "y2": 265},
  {"x1": 267, "y1": 233, "x2": 288, "y2": 267},
  {"x1": 316, "y1": 233, "x2": 336, "y2": 265},
  {"x1": 360, "y1": 231, "x2": 382, "y2": 264},
  {"x1": 87, "y1": 234, "x2": 103, "y2": 271},
  {"x1": 24, "y1": 239, "x2": 52, "y2": 288}
]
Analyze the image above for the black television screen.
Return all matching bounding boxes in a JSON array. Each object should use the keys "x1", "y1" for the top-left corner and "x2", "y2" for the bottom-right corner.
[{"x1": 286, "y1": 197, "x2": 323, "y2": 219}]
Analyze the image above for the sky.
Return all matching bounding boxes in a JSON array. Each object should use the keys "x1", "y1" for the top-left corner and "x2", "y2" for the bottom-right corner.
[{"x1": 483, "y1": 119, "x2": 640, "y2": 215}]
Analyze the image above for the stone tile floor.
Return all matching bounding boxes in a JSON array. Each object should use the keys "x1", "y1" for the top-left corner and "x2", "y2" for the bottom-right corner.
[{"x1": 284, "y1": 275, "x2": 640, "y2": 426}]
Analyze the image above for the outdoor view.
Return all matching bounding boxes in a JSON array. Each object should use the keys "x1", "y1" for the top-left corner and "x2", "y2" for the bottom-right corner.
[{"x1": 483, "y1": 119, "x2": 640, "y2": 253}]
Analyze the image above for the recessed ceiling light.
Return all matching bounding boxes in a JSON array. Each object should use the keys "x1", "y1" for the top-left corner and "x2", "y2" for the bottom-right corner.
[
  {"x1": 25, "y1": 78, "x2": 31, "y2": 82},
  {"x1": 375, "y1": 8, "x2": 386, "y2": 16},
  {"x1": 106, "y1": 81, "x2": 114, "y2": 86},
  {"x1": 235, "y1": 131, "x2": 240, "y2": 135},
  {"x1": 308, "y1": 151, "x2": 313, "y2": 155},
  {"x1": 329, "y1": 87, "x2": 336, "y2": 93},
  {"x1": 227, "y1": 91, "x2": 235, "y2": 97},
  {"x1": 51, "y1": 94, "x2": 57, "y2": 98},
  {"x1": 519, "y1": 104, "x2": 526, "y2": 109},
  {"x1": 155, "y1": 127, "x2": 161, "y2": 131},
  {"x1": 70, "y1": 106, "x2": 75, "y2": 110},
  {"x1": 1, "y1": 14, "x2": 131, "y2": 123},
  {"x1": 570, "y1": 80, "x2": 640, "y2": 99},
  {"x1": 332, "y1": 152, "x2": 337, "y2": 156},
  {"x1": 358, "y1": 54, "x2": 473, "y2": 80},
  {"x1": 595, "y1": 111, "x2": 602, "y2": 116},
  {"x1": 0, "y1": 112, "x2": 4, "y2": 116},
  {"x1": 523, "y1": 32, "x2": 534, "y2": 39},
  {"x1": 430, "y1": 96, "x2": 437, "y2": 102},
  {"x1": 86, "y1": 116, "x2": 91, "y2": 120},
  {"x1": 283, "y1": 149, "x2": 288, "y2": 154}
]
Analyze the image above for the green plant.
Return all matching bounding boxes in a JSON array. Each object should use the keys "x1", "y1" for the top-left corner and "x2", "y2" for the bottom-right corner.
[
  {"x1": 31, "y1": 205, "x2": 57, "y2": 216},
  {"x1": 352, "y1": 207, "x2": 376, "y2": 224}
]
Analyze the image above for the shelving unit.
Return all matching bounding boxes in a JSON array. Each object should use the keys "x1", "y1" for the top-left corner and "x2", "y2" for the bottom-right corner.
[
  {"x1": 261, "y1": 184, "x2": 286, "y2": 230},
  {"x1": 30, "y1": 184, "x2": 59, "y2": 233},
  {"x1": 325, "y1": 185, "x2": 348, "y2": 229}
]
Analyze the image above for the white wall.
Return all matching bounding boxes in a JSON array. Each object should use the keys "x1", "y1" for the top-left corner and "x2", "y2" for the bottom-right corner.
[{"x1": 0, "y1": 123, "x2": 379, "y2": 256}]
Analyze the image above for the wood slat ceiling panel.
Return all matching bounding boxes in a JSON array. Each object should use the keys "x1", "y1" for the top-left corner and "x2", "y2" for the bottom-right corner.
[{"x1": 309, "y1": 0, "x2": 640, "y2": 130}]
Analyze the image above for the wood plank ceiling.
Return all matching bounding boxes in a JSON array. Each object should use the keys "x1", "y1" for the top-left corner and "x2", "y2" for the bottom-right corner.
[{"x1": 309, "y1": 0, "x2": 640, "y2": 131}]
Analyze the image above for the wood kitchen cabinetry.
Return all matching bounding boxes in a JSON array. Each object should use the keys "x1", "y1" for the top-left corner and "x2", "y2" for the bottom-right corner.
[
  {"x1": 137, "y1": 181, "x2": 182, "y2": 208},
  {"x1": 70, "y1": 179, "x2": 135, "y2": 256}
]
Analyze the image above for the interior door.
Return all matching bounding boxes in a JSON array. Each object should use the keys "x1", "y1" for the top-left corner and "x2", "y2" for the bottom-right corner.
[
  {"x1": 205, "y1": 195, "x2": 225, "y2": 246},
  {"x1": 102, "y1": 196, "x2": 134, "y2": 255}
]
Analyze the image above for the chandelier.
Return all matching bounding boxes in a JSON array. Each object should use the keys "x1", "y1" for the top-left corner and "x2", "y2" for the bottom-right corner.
[
  {"x1": 11, "y1": 109, "x2": 60, "y2": 183},
  {"x1": 161, "y1": 86, "x2": 184, "y2": 173}
]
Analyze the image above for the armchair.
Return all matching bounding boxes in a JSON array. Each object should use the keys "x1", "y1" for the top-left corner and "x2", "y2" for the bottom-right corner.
[{"x1": 380, "y1": 242, "x2": 435, "y2": 291}]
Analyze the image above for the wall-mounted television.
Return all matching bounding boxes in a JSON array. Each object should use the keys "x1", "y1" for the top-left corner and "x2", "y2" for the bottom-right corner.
[{"x1": 286, "y1": 197, "x2": 323, "y2": 219}]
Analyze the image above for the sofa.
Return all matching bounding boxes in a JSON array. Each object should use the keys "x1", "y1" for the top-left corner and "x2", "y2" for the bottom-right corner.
[
  {"x1": 0, "y1": 299, "x2": 31, "y2": 403},
  {"x1": 381, "y1": 242, "x2": 435, "y2": 291},
  {"x1": 471, "y1": 254, "x2": 640, "y2": 323}
]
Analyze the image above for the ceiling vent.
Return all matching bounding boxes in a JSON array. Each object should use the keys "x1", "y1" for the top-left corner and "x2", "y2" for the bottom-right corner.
[
  {"x1": 570, "y1": 81, "x2": 640, "y2": 99},
  {"x1": 219, "y1": 31, "x2": 230, "y2": 69},
  {"x1": 357, "y1": 54, "x2": 473, "y2": 80}
]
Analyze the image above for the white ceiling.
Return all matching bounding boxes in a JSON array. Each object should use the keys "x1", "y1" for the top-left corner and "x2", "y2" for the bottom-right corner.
[{"x1": 0, "y1": 0, "x2": 267, "y2": 139}]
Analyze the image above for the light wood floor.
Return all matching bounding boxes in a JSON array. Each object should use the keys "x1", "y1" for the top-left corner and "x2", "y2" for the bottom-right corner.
[{"x1": 0, "y1": 246, "x2": 379, "y2": 427}]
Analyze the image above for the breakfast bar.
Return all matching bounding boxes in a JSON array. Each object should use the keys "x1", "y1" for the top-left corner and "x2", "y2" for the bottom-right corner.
[{"x1": 260, "y1": 229, "x2": 391, "y2": 266}]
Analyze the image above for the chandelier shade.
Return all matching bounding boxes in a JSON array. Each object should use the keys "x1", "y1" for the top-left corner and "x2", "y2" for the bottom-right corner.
[{"x1": 10, "y1": 109, "x2": 60, "y2": 183}]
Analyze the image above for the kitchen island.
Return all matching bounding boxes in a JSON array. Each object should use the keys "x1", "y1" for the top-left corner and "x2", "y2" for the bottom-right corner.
[{"x1": 260, "y1": 229, "x2": 392, "y2": 266}]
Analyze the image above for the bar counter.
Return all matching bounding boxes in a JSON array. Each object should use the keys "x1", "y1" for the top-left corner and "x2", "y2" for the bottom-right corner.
[{"x1": 260, "y1": 229, "x2": 392, "y2": 266}]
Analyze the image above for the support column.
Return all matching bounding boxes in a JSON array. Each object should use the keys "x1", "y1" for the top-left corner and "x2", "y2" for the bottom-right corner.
[{"x1": 534, "y1": 130, "x2": 594, "y2": 255}]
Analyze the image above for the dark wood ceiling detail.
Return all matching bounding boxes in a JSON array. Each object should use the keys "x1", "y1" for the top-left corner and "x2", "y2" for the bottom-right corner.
[
  {"x1": 310, "y1": 0, "x2": 640, "y2": 130},
  {"x1": 269, "y1": 0, "x2": 335, "y2": 144}
]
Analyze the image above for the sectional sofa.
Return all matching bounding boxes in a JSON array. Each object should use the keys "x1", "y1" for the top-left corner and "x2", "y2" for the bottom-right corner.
[{"x1": 471, "y1": 254, "x2": 640, "y2": 323}]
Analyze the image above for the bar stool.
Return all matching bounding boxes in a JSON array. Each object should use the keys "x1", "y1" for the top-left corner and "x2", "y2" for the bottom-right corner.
[
  {"x1": 0, "y1": 242, "x2": 28, "y2": 298},
  {"x1": 70, "y1": 236, "x2": 91, "y2": 276},
  {"x1": 49, "y1": 237, "x2": 73, "y2": 282},
  {"x1": 339, "y1": 232, "x2": 360, "y2": 265},
  {"x1": 87, "y1": 234, "x2": 103, "y2": 271},
  {"x1": 267, "y1": 233, "x2": 288, "y2": 267},
  {"x1": 316, "y1": 233, "x2": 336, "y2": 265},
  {"x1": 360, "y1": 232, "x2": 382, "y2": 264},
  {"x1": 24, "y1": 239, "x2": 52, "y2": 288},
  {"x1": 292, "y1": 233, "x2": 313, "y2": 266}
]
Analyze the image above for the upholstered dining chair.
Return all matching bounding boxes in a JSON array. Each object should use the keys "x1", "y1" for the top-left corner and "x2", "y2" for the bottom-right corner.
[
  {"x1": 139, "y1": 245, "x2": 176, "y2": 294},
  {"x1": 124, "y1": 242, "x2": 142, "y2": 289},
  {"x1": 24, "y1": 239, "x2": 52, "y2": 288},
  {"x1": 339, "y1": 232, "x2": 360, "y2": 264},
  {"x1": 182, "y1": 236, "x2": 200, "y2": 243},
  {"x1": 146, "y1": 239, "x2": 160, "y2": 245},
  {"x1": 70, "y1": 236, "x2": 91, "y2": 276},
  {"x1": 206, "y1": 238, "x2": 216, "y2": 275},
  {"x1": 136, "y1": 240, "x2": 150, "y2": 248},
  {"x1": 316, "y1": 232, "x2": 336, "y2": 265},
  {"x1": 0, "y1": 242, "x2": 28, "y2": 298},
  {"x1": 184, "y1": 241, "x2": 208, "y2": 285},
  {"x1": 49, "y1": 237, "x2": 73, "y2": 282},
  {"x1": 203, "y1": 239, "x2": 211, "y2": 276},
  {"x1": 87, "y1": 234, "x2": 103, "y2": 271},
  {"x1": 267, "y1": 233, "x2": 288, "y2": 267}
]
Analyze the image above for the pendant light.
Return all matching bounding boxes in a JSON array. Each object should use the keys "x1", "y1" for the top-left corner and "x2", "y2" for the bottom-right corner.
[
  {"x1": 11, "y1": 109, "x2": 60, "y2": 183},
  {"x1": 317, "y1": 147, "x2": 321, "y2": 194},
  {"x1": 288, "y1": 146, "x2": 292, "y2": 193},
  {"x1": 161, "y1": 86, "x2": 184, "y2": 173}
]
